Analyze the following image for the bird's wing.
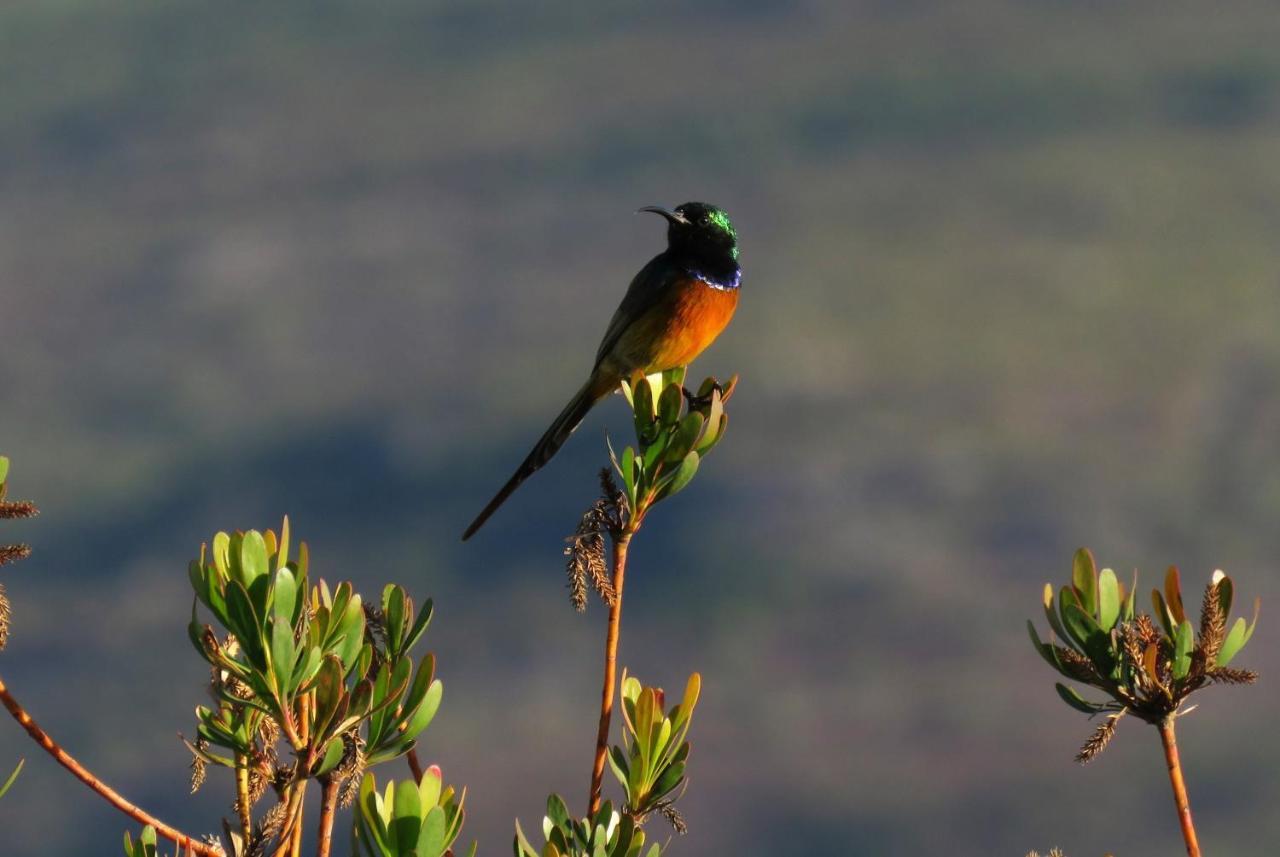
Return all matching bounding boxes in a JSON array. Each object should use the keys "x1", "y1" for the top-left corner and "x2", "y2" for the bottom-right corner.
[{"x1": 592, "y1": 252, "x2": 679, "y2": 371}]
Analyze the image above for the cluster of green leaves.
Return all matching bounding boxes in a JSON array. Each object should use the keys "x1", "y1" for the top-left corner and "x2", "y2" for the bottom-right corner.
[
  {"x1": 513, "y1": 673, "x2": 699, "y2": 857},
  {"x1": 611, "y1": 369, "x2": 735, "y2": 527},
  {"x1": 608, "y1": 672, "x2": 699, "y2": 820},
  {"x1": 187, "y1": 520, "x2": 441, "y2": 776},
  {"x1": 1029, "y1": 548, "x2": 1259, "y2": 728},
  {"x1": 514, "y1": 795, "x2": 657, "y2": 857},
  {"x1": 122, "y1": 826, "x2": 161, "y2": 857},
  {"x1": 353, "y1": 767, "x2": 473, "y2": 857}
]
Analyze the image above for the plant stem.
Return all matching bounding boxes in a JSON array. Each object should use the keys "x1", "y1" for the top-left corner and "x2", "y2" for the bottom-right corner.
[
  {"x1": 270, "y1": 783, "x2": 306, "y2": 857},
  {"x1": 588, "y1": 530, "x2": 632, "y2": 816},
  {"x1": 406, "y1": 747, "x2": 425, "y2": 781},
  {"x1": 1158, "y1": 717, "x2": 1201, "y2": 857},
  {"x1": 0, "y1": 675, "x2": 220, "y2": 856},
  {"x1": 235, "y1": 753, "x2": 253, "y2": 840},
  {"x1": 315, "y1": 776, "x2": 340, "y2": 857},
  {"x1": 290, "y1": 794, "x2": 305, "y2": 857}
]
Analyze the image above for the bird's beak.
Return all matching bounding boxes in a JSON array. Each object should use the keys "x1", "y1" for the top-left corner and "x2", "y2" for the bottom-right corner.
[{"x1": 638, "y1": 206, "x2": 688, "y2": 225}]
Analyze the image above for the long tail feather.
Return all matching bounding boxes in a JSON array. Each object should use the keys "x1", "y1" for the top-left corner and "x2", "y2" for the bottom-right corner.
[{"x1": 462, "y1": 375, "x2": 613, "y2": 540}]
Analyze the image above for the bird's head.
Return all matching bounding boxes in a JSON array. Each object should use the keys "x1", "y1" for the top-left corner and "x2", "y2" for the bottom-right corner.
[{"x1": 640, "y1": 202, "x2": 740, "y2": 264}]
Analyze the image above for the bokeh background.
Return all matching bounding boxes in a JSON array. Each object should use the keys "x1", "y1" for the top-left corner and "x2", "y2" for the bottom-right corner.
[{"x1": 3, "y1": 2, "x2": 1280, "y2": 854}]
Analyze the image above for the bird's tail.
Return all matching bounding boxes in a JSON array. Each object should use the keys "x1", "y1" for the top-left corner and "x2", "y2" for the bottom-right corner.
[{"x1": 462, "y1": 372, "x2": 616, "y2": 540}]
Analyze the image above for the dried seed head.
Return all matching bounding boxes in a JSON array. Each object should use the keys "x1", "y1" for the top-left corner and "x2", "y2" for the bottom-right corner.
[
  {"x1": 1207, "y1": 667, "x2": 1258, "y2": 685},
  {"x1": 0, "y1": 500, "x2": 38, "y2": 520},
  {"x1": 0, "y1": 544, "x2": 31, "y2": 566},
  {"x1": 1119, "y1": 623, "x2": 1147, "y2": 687},
  {"x1": 257, "y1": 716, "x2": 280, "y2": 748},
  {"x1": 565, "y1": 471, "x2": 625, "y2": 611},
  {"x1": 1052, "y1": 645, "x2": 1101, "y2": 684},
  {"x1": 658, "y1": 801, "x2": 688, "y2": 835},
  {"x1": 247, "y1": 768, "x2": 269, "y2": 805},
  {"x1": 256, "y1": 801, "x2": 289, "y2": 849},
  {"x1": 1133, "y1": 614, "x2": 1159, "y2": 646},
  {"x1": 189, "y1": 739, "x2": 209, "y2": 794},
  {"x1": 1198, "y1": 579, "x2": 1227, "y2": 667},
  {"x1": 1075, "y1": 710, "x2": 1125, "y2": 764},
  {"x1": 0, "y1": 583, "x2": 9, "y2": 651},
  {"x1": 334, "y1": 731, "x2": 367, "y2": 809}
]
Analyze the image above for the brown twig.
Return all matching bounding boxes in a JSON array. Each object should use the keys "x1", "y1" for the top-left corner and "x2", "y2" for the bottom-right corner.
[
  {"x1": 406, "y1": 747, "x2": 425, "y2": 781},
  {"x1": 315, "y1": 776, "x2": 340, "y2": 857},
  {"x1": 0, "y1": 675, "x2": 221, "y2": 856},
  {"x1": 588, "y1": 531, "x2": 632, "y2": 816},
  {"x1": 1158, "y1": 717, "x2": 1201, "y2": 857}
]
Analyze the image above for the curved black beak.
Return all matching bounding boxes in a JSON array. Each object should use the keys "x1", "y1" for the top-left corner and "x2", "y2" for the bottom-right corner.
[{"x1": 638, "y1": 205, "x2": 688, "y2": 225}]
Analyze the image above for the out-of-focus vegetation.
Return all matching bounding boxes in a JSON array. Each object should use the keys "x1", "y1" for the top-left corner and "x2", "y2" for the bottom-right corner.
[{"x1": 3, "y1": 2, "x2": 1280, "y2": 855}]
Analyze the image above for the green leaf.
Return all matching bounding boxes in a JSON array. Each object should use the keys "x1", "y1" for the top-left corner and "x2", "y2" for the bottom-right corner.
[
  {"x1": 271, "y1": 568, "x2": 298, "y2": 630},
  {"x1": 1040, "y1": 584, "x2": 1071, "y2": 648},
  {"x1": 269, "y1": 617, "x2": 296, "y2": 697},
  {"x1": 655, "y1": 451, "x2": 699, "y2": 501},
  {"x1": 660, "y1": 366, "x2": 686, "y2": 392},
  {"x1": 665, "y1": 412, "x2": 704, "y2": 463},
  {"x1": 0, "y1": 456, "x2": 9, "y2": 485},
  {"x1": 696, "y1": 410, "x2": 727, "y2": 455},
  {"x1": 1173, "y1": 619, "x2": 1194, "y2": 679},
  {"x1": 620, "y1": 446, "x2": 636, "y2": 498},
  {"x1": 656, "y1": 383, "x2": 682, "y2": 428},
  {"x1": 1151, "y1": 589, "x2": 1176, "y2": 639},
  {"x1": 1062, "y1": 603, "x2": 1114, "y2": 675},
  {"x1": 1165, "y1": 566, "x2": 1186, "y2": 624},
  {"x1": 315, "y1": 735, "x2": 346, "y2": 776},
  {"x1": 239, "y1": 530, "x2": 269, "y2": 587},
  {"x1": 1055, "y1": 682, "x2": 1105, "y2": 714},
  {"x1": 1027, "y1": 621, "x2": 1070, "y2": 676},
  {"x1": 1213, "y1": 570, "x2": 1234, "y2": 620},
  {"x1": 403, "y1": 679, "x2": 443, "y2": 742},
  {"x1": 225, "y1": 582, "x2": 265, "y2": 668},
  {"x1": 312, "y1": 655, "x2": 346, "y2": 741},
  {"x1": 0, "y1": 758, "x2": 22, "y2": 799},
  {"x1": 385, "y1": 585, "x2": 407, "y2": 657},
  {"x1": 403, "y1": 598, "x2": 434, "y2": 655},
  {"x1": 394, "y1": 779, "x2": 424, "y2": 854},
  {"x1": 1216, "y1": 598, "x2": 1260, "y2": 667},
  {"x1": 418, "y1": 805, "x2": 447, "y2": 855},
  {"x1": 1071, "y1": 548, "x2": 1098, "y2": 618},
  {"x1": 1097, "y1": 568, "x2": 1120, "y2": 631}
]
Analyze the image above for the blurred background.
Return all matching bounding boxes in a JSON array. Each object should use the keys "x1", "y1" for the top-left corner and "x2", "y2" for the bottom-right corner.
[{"x1": 3, "y1": 1, "x2": 1280, "y2": 854}]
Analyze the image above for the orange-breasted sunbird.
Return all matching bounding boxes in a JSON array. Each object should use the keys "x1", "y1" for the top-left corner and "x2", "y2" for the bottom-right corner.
[{"x1": 462, "y1": 202, "x2": 741, "y2": 540}]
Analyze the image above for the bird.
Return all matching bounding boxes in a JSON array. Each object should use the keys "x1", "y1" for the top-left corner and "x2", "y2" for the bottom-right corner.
[{"x1": 462, "y1": 201, "x2": 742, "y2": 541}]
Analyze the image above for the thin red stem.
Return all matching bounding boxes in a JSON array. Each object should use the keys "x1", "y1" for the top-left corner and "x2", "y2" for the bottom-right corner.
[
  {"x1": 1158, "y1": 718, "x2": 1201, "y2": 857},
  {"x1": 0, "y1": 675, "x2": 220, "y2": 856},
  {"x1": 588, "y1": 531, "x2": 631, "y2": 816},
  {"x1": 315, "y1": 777, "x2": 340, "y2": 857},
  {"x1": 406, "y1": 747, "x2": 425, "y2": 781}
]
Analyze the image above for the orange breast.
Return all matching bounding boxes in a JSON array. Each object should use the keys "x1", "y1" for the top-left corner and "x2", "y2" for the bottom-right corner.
[{"x1": 646, "y1": 278, "x2": 739, "y2": 373}]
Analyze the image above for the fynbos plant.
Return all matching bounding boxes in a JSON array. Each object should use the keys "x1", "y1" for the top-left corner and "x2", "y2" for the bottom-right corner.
[
  {"x1": 1029, "y1": 548, "x2": 1260, "y2": 857},
  {"x1": 185, "y1": 520, "x2": 458, "y2": 856},
  {"x1": 526, "y1": 369, "x2": 732, "y2": 855}
]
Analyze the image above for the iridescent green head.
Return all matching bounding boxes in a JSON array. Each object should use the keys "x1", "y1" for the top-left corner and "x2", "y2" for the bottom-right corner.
[{"x1": 640, "y1": 202, "x2": 741, "y2": 267}]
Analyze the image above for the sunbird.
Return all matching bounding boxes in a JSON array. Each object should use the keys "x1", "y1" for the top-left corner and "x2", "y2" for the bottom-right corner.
[{"x1": 462, "y1": 202, "x2": 741, "y2": 540}]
